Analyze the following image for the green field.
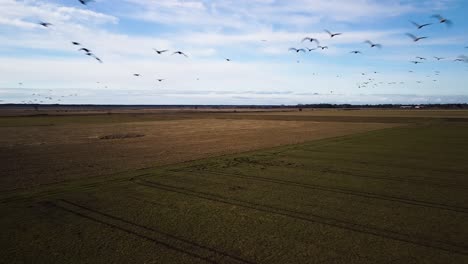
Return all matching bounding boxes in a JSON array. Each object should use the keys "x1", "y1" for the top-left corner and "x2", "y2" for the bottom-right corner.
[{"x1": 1, "y1": 116, "x2": 468, "y2": 263}]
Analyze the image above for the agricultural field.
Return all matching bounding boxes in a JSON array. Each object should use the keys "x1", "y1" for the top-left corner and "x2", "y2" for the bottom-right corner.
[{"x1": 1, "y1": 109, "x2": 468, "y2": 263}]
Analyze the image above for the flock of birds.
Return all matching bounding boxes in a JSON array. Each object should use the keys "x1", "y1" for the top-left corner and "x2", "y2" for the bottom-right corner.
[{"x1": 12, "y1": 0, "x2": 468, "y2": 104}]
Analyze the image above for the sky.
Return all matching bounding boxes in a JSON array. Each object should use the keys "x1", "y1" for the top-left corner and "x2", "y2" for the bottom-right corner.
[{"x1": 0, "y1": 0, "x2": 467, "y2": 105}]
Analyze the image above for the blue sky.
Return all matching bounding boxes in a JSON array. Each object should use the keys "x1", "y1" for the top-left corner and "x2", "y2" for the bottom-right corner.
[{"x1": 0, "y1": 0, "x2": 467, "y2": 105}]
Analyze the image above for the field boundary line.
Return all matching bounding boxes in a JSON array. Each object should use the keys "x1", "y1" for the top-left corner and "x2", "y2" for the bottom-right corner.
[
  {"x1": 48, "y1": 199, "x2": 256, "y2": 264},
  {"x1": 132, "y1": 178, "x2": 468, "y2": 256},
  {"x1": 182, "y1": 169, "x2": 468, "y2": 214}
]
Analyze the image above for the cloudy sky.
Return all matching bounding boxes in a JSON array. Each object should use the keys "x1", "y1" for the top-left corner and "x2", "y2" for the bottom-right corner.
[{"x1": 0, "y1": 0, "x2": 467, "y2": 105}]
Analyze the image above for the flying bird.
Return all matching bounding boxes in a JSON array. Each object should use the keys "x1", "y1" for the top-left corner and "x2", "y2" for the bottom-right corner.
[
  {"x1": 172, "y1": 51, "x2": 188, "y2": 57},
  {"x1": 156, "y1": 79, "x2": 164, "y2": 82},
  {"x1": 72, "y1": 42, "x2": 81, "y2": 46},
  {"x1": 411, "y1": 61, "x2": 423, "y2": 64},
  {"x1": 38, "y1": 22, "x2": 52, "y2": 27},
  {"x1": 416, "y1": 56, "x2": 427, "y2": 60},
  {"x1": 153, "y1": 49, "x2": 168, "y2": 54},
  {"x1": 410, "y1": 21, "x2": 432, "y2": 29},
  {"x1": 94, "y1": 56, "x2": 103, "y2": 63},
  {"x1": 225, "y1": 58, "x2": 231, "y2": 61},
  {"x1": 302, "y1": 37, "x2": 320, "y2": 45},
  {"x1": 350, "y1": 50, "x2": 362, "y2": 54},
  {"x1": 364, "y1": 40, "x2": 382, "y2": 48},
  {"x1": 307, "y1": 48, "x2": 317, "y2": 52},
  {"x1": 289, "y1": 48, "x2": 306, "y2": 53},
  {"x1": 434, "y1": 57, "x2": 444, "y2": 61},
  {"x1": 133, "y1": 74, "x2": 141, "y2": 77},
  {"x1": 79, "y1": 48, "x2": 91, "y2": 53},
  {"x1": 324, "y1": 30, "x2": 342, "y2": 38},
  {"x1": 432, "y1": 14, "x2": 453, "y2": 26},
  {"x1": 79, "y1": 0, "x2": 94, "y2": 5},
  {"x1": 406, "y1": 33, "x2": 428, "y2": 42},
  {"x1": 317, "y1": 46, "x2": 328, "y2": 50}
]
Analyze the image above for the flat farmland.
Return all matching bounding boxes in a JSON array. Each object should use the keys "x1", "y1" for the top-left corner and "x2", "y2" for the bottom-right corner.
[
  {"x1": 1, "y1": 109, "x2": 468, "y2": 263},
  {"x1": 0, "y1": 112, "x2": 397, "y2": 191}
]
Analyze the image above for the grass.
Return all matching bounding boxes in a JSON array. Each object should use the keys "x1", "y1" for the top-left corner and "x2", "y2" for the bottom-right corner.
[{"x1": 1, "y1": 117, "x2": 468, "y2": 263}]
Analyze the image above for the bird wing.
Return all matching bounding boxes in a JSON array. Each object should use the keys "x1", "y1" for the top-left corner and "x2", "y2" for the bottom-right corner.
[
  {"x1": 324, "y1": 29, "x2": 332, "y2": 36},
  {"x1": 421, "y1": 23, "x2": 432, "y2": 27},
  {"x1": 432, "y1": 14, "x2": 443, "y2": 20},
  {"x1": 406, "y1": 33, "x2": 417, "y2": 40},
  {"x1": 301, "y1": 37, "x2": 310, "y2": 42},
  {"x1": 298, "y1": 49, "x2": 306, "y2": 52},
  {"x1": 364, "y1": 40, "x2": 373, "y2": 45},
  {"x1": 411, "y1": 21, "x2": 420, "y2": 28},
  {"x1": 288, "y1": 48, "x2": 297, "y2": 51}
]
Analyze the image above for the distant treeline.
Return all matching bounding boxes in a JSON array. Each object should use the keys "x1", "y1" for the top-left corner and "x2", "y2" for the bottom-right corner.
[
  {"x1": 295, "y1": 104, "x2": 468, "y2": 109},
  {"x1": 0, "y1": 103, "x2": 468, "y2": 110}
]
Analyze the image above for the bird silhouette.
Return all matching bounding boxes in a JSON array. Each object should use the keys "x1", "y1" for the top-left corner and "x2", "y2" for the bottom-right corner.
[
  {"x1": 410, "y1": 21, "x2": 432, "y2": 29},
  {"x1": 432, "y1": 14, "x2": 453, "y2": 26},
  {"x1": 72, "y1": 42, "x2": 81, "y2": 46},
  {"x1": 38, "y1": 22, "x2": 52, "y2": 27},
  {"x1": 364, "y1": 40, "x2": 382, "y2": 48},
  {"x1": 317, "y1": 46, "x2": 328, "y2": 50},
  {"x1": 416, "y1": 56, "x2": 427, "y2": 60},
  {"x1": 156, "y1": 79, "x2": 164, "y2": 82},
  {"x1": 411, "y1": 61, "x2": 423, "y2": 64},
  {"x1": 79, "y1": 48, "x2": 91, "y2": 53},
  {"x1": 302, "y1": 37, "x2": 320, "y2": 45},
  {"x1": 307, "y1": 48, "x2": 317, "y2": 52},
  {"x1": 350, "y1": 51, "x2": 362, "y2": 54},
  {"x1": 79, "y1": 0, "x2": 93, "y2": 5},
  {"x1": 406, "y1": 33, "x2": 428, "y2": 42},
  {"x1": 153, "y1": 49, "x2": 168, "y2": 54},
  {"x1": 434, "y1": 57, "x2": 444, "y2": 61},
  {"x1": 289, "y1": 48, "x2": 306, "y2": 53},
  {"x1": 172, "y1": 51, "x2": 188, "y2": 57},
  {"x1": 133, "y1": 74, "x2": 141, "y2": 77},
  {"x1": 324, "y1": 30, "x2": 342, "y2": 38}
]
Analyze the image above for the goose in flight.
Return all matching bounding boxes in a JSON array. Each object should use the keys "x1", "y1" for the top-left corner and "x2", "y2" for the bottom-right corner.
[
  {"x1": 411, "y1": 21, "x2": 432, "y2": 29},
  {"x1": 72, "y1": 42, "x2": 81, "y2": 46},
  {"x1": 324, "y1": 30, "x2": 342, "y2": 38},
  {"x1": 317, "y1": 46, "x2": 328, "y2": 50},
  {"x1": 38, "y1": 22, "x2": 52, "y2": 27},
  {"x1": 364, "y1": 40, "x2": 382, "y2": 48},
  {"x1": 289, "y1": 48, "x2": 306, "y2": 53},
  {"x1": 172, "y1": 51, "x2": 188, "y2": 57},
  {"x1": 307, "y1": 48, "x2": 317, "y2": 52},
  {"x1": 79, "y1": 0, "x2": 93, "y2": 4},
  {"x1": 302, "y1": 37, "x2": 320, "y2": 45},
  {"x1": 79, "y1": 48, "x2": 91, "y2": 53},
  {"x1": 432, "y1": 14, "x2": 453, "y2": 26},
  {"x1": 434, "y1": 57, "x2": 444, "y2": 61},
  {"x1": 406, "y1": 33, "x2": 427, "y2": 42},
  {"x1": 153, "y1": 49, "x2": 168, "y2": 54},
  {"x1": 94, "y1": 56, "x2": 103, "y2": 63},
  {"x1": 416, "y1": 56, "x2": 426, "y2": 60},
  {"x1": 350, "y1": 50, "x2": 362, "y2": 54},
  {"x1": 411, "y1": 61, "x2": 423, "y2": 64}
]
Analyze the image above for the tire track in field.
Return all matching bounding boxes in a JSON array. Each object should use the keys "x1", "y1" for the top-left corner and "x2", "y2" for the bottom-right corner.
[
  {"x1": 47, "y1": 199, "x2": 256, "y2": 264},
  {"x1": 133, "y1": 178, "x2": 468, "y2": 257},
  {"x1": 182, "y1": 169, "x2": 468, "y2": 214}
]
